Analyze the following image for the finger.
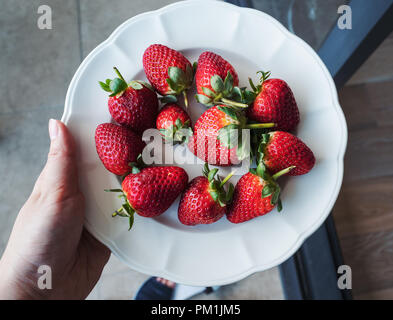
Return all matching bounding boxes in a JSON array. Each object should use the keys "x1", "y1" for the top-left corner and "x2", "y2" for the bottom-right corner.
[{"x1": 34, "y1": 119, "x2": 79, "y2": 199}]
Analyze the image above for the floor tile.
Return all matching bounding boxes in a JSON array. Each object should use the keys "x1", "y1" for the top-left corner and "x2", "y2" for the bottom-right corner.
[
  {"x1": 0, "y1": 0, "x2": 80, "y2": 114},
  {"x1": 100, "y1": 253, "x2": 134, "y2": 276},
  {"x1": 87, "y1": 254, "x2": 150, "y2": 300},
  {"x1": 88, "y1": 266, "x2": 149, "y2": 300},
  {"x1": 79, "y1": 0, "x2": 178, "y2": 58},
  {"x1": 88, "y1": 257, "x2": 283, "y2": 300},
  {"x1": 0, "y1": 105, "x2": 62, "y2": 254},
  {"x1": 192, "y1": 268, "x2": 284, "y2": 300}
]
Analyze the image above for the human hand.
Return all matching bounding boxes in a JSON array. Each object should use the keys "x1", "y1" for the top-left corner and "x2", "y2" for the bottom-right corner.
[{"x1": 0, "y1": 119, "x2": 110, "y2": 299}]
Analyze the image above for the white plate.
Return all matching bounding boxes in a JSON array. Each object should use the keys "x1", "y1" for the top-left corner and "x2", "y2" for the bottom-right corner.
[{"x1": 62, "y1": 0, "x2": 347, "y2": 286}]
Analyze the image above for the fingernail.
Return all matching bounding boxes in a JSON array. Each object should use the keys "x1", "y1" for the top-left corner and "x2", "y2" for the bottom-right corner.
[{"x1": 48, "y1": 119, "x2": 59, "y2": 140}]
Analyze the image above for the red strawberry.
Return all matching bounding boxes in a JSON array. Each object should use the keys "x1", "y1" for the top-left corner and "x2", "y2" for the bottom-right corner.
[
  {"x1": 143, "y1": 44, "x2": 194, "y2": 106},
  {"x1": 195, "y1": 51, "x2": 252, "y2": 108},
  {"x1": 156, "y1": 103, "x2": 192, "y2": 144},
  {"x1": 188, "y1": 105, "x2": 275, "y2": 166},
  {"x1": 227, "y1": 165, "x2": 294, "y2": 223},
  {"x1": 247, "y1": 71, "x2": 300, "y2": 132},
  {"x1": 107, "y1": 166, "x2": 189, "y2": 230},
  {"x1": 258, "y1": 131, "x2": 315, "y2": 176},
  {"x1": 178, "y1": 163, "x2": 234, "y2": 226},
  {"x1": 95, "y1": 123, "x2": 145, "y2": 176},
  {"x1": 99, "y1": 67, "x2": 159, "y2": 134}
]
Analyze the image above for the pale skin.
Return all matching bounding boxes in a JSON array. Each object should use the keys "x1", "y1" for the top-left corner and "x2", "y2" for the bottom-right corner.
[{"x1": 0, "y1": 119, "x2": 110, "y2": 299}]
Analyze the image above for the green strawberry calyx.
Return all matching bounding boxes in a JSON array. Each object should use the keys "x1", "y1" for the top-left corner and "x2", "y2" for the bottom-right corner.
[
  {"x1": 248, "y1": 70, "x2": 271, "y2": 95},
  {"x1": 250, "y1": 144, "x2": 295, "y2": 212},
  {"x1": 216, "y1": 106, "x2": 276, "y2": 161},
  {"x1": 255, "y1": 133, "x2": 272, "y2": 165},
  {"x1": 160, "y1": 94, "x2": 178, "y2": 104},
  {"x1": 165, "y1": 64, "x2": 194, "y2": 107},
  {"x1": 104, "y1": 189, "x2": 135, "y2": 231},
  {"x1": 104, "y1": 155, "x2": 147, "y2": 231},
  {"x1": 202, "y1": 163, "x2": 235, "y2": 207},
  {"x1": 196, "y1": 71, "x2": 255, "y2": 109},
  {"x1": 99, "y1": 67, "x2": 154, "y2": 98},
  {"x1": 253, "y1": 133, "x2": 295, "y2": 212},
  {"x1": 159, "y1": 118, "x2": 193, "y2": 145},
  {"x1": 127, "y1": 153, "x2": 146, "y2": 174},
  {"x1": 256, "y1": 133, "x2": 296, "y2": 173}
]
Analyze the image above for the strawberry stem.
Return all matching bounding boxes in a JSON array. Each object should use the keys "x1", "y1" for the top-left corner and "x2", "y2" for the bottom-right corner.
[
  {"x1": 220, "y1": 170, "x2": 236, "y2": 188},
  {"x1": 249, "y1": 77, "x2": 257, "y2": 92},
  {"x1": 214, "y1": 92, "x2": 223, "y2": 101},
  {"x1": 257, "y1": 71, "x2": 271, "y2": 84},
  {"x1": 105, "y1": 189, "x2": 123, "y2": 192},
  {"x1": 183, "y1": 90, "x2": 189, "y2": 108},
  {"x1": 128, "y1": 213, "x2": 135, "y2": 230},
  {"x1": 245, "y1": 123, "x2": 276, "y2": 129},
  {"x1": 113, "y1": 67, "x2": 126, "y2": 83},
  {"x1": 221, "y1": 98, "x2": 249, "y2": 109},
  {"x1": 272, "y1": 166, "x2": 296, "y2": 180}
]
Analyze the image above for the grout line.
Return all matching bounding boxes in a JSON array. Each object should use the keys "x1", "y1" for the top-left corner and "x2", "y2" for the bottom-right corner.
[
  {"x1": 76, "y1": 0, "x2": 83, "y2": 62},
  {"x1": 0, "y1": 105, "x2": 64, "y2": 117}
]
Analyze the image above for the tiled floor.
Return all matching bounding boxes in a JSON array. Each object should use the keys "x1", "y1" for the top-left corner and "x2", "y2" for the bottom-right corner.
[
  {"x1": 0, "y1": 0, "x2": 81, "y2": 252},
  {"x1": 87, "y1": 255, "x2": 283, "y2": 300},
  {"x1": 0, "y1": 0, "x2": 286, "y2": 300}
]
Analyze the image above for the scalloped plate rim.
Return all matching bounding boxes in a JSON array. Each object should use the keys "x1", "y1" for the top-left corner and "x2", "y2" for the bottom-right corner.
[{"x1": 62, "y1": 0, "x2": 347, "y2": 286}]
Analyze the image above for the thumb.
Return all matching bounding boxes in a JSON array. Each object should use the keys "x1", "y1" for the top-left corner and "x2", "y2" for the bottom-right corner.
[{"x1": 35, "y1": 119, "x2": 79, "y2": 198}]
